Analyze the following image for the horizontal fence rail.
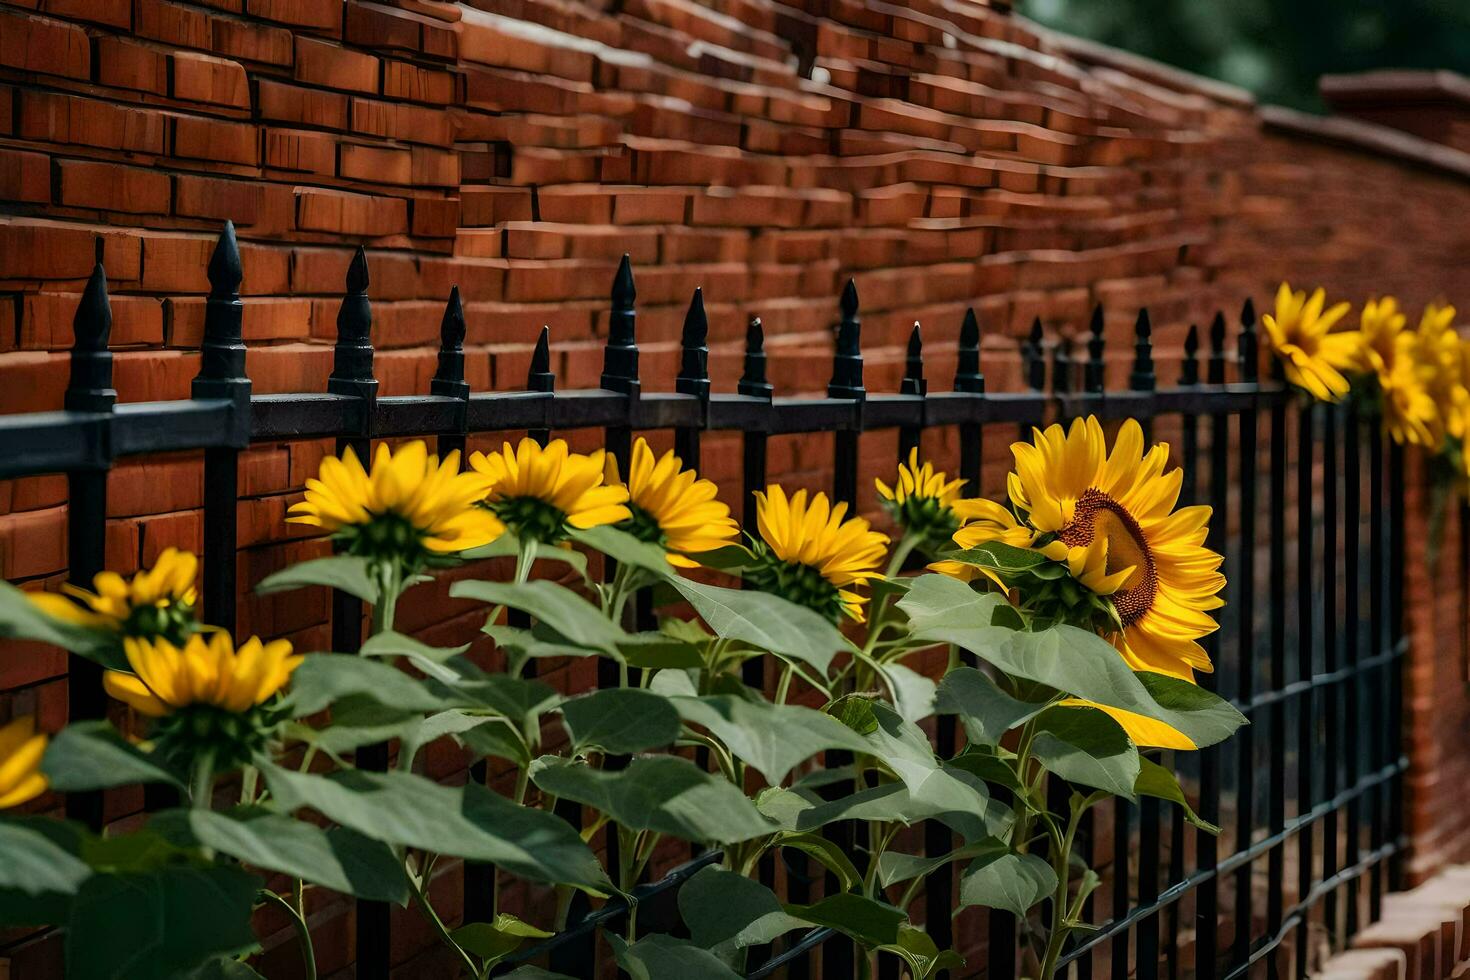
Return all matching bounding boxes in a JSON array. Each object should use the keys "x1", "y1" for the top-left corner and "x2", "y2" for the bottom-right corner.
[{"x1": 0, "y1": 222, "x2": 1413, "y2": 980}]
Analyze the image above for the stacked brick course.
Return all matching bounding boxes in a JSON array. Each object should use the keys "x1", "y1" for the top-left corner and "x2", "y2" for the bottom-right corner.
[{"x1": 2, "y1": 0, "x2": 1470, "y2": 975}]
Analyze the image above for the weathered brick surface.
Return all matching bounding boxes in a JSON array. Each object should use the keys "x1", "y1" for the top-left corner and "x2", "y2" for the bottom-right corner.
[{"x1": 3, "y1": 1, "x2": 1470, "y2": 975}]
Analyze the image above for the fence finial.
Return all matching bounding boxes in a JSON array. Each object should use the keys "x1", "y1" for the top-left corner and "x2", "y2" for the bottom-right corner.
[
  {"x1": 528, "y1": 325, "x2": 555, "y2": 393},
  {"x1": 738, "y1": 316, "x2": 773, "y2": 399},
  {"x1": 67, "y1": 262, "x2": 116, "y2": 413},
  {"x1": 1052, "y1": 332, "x2": 1073, "y2": 395},
  {"x1": 1208, "y1": 310, "x2": 1228, "y2": 385},
  {"x1": 1180, "y1": 323, "x2": 1200, "y2": 386},
  {"x1": 431, "y1": 286, "x2": 470, "y2": 400},
  {"x1": 1024, "y1": 317, "x2": 1046, "y2": 392},
  {"x1": 955, "y1": 308, "x2": 985, "y2": 393},
  {"x1": 600, "y1": 254, "x2": 639, "y2": 393},
  {"x1": 194, "y1": 221, "x2": 249, "y2": 401},
  {"x1": 328, "y1": 246, "x2": 377, "y2": 400},
  {"x1": 828, "y1": 278, "x2": 864, "y2": 399},
  {"x1": 1238, "y1": 297, "x2": 1259, "y2": 383},
  {"x1": 901, "y1": 321, "x2": 927, "y2": 396},
  {"x1": 1086, "y1": 303, "x2": 1106, "y2": 393},
  {"x1": 1129, "y1": 308, "x2": 1155, "y2": 392},
  {"x1": 676, "y1": 287, "x2": 710, "y2": 401}
]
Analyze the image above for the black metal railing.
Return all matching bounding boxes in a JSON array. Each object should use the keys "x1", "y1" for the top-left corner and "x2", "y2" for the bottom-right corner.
[{"x1": 0, "y1": 221, "x2": 1410, "y2": 980}]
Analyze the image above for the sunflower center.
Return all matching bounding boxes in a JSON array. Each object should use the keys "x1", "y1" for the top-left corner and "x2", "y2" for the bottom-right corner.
[
  {"x1": 744, "y1": 544, "x2": 845, "y2": 623},
  {"x1": 1056, "y1": 487, "x2": 1158, "y2": 626},
  {"x1": 622, "y1": 504, "x2": 668, "y2": 547},
  {"x1": 492, "y1": 496, "x2": 570, "y2": 545}
]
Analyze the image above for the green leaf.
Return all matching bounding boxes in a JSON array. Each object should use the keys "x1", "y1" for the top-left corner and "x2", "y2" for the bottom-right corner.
[
  {"x1": 678, "y1": 867, "x2": 807, "y2": 954},
  {"x1": 452, "y1": 674, "x2": 561, "y2": 728},
  {"x1": 936, "y1": 667, "x2": 1042, "y2": 744},
  {"x1": 43, "y1": 721, "x2": 185, "y2": 791},
  {"x1": 959, "y1": 848, "x2": 1056, "y2": 915},
  {"x1": 948, "y1": 541, "x2": 1056, "y2": 574},
  {"x1": 672, "y1": 696, "x2": 872, "y2": 785},
  {"x1": 616, "y1": 632, "x2": 704, "y2": 669},
  {"x1": 571, "y1": 526, "x2": 675, "y2": 576},
  {"x1": 0, "y1": 580, "x2": 121, "y2": 667},
  {"x1": 150, "y1": 807, "x2": 409, "y2": 904},
  {"x1": 786, "y1": 893, "x2": 906, "y2": 947},
  {"x1": 501, "y1": 969, "x2": 576, "y2": 980},
  {"x1": 560, "y1": 689, "x2": 680, "y2": 755},
  {"x1": 876, "y1": 841, "x2": 994, "y2": 888},
  {"x1": 256, "y1": 555, "x2": 379, "y2": 603},
  {"x1": 947, "y1": 746, "x2": 1025, "y2": 794},
  {"x1": 450, "y1": 913, "x2": 554, "y2": 964},
  {"x1": 826, "y1": 694, "x2": 879, "y2": 735},
  {"x1": 877, "y1": 924, "x2": 964, "y2": 980},
  {"x1": 65, "y1": 865, "x2": 262, "y2": 980},
  {"x1": 758, "y1": 782, "x2": 1008, "y2": 844},
  {"x1": 668, "y1": 577, "x2": 845, "y2": 677},
  {"x1": 360, "y1": 630, "x2": 471, "y2": 683},
  {"x1": 483, "y1": 624, "x2": 597, "y2": 662},
  {"x1": 909, "y1": 620, "x2": 1245, "y2": 748},
  {"x1": 880, "y1": 661, "x2": 936, "y2": 725},
  {"x1": 1030, "y1": 706, "x2": 1140, "y2": 798},
  {"x1": 0, "y1": 817, "x2": 91, "y2": 896},
  {"x1": 452, "y1": 580, "x2": 627, "y2": 653},
  {"x1": 178, "y1": 958, "x2": 267, "y2": 980},
  {"x1": 1135, "y1": 756, "x2": 1220, "y2": 833},
  {"x1": 772, "y1": 832, "x2": 863, "y2": 893},
  {"x1": 608, "y1": 934, "x2": 743, "y2": 980},
  {"x1": 530, "y1": 756, "x2": 776, "y2": 845},
  {"x1": 260, "y1": 763, "x2": 609, "y2": 894},
  {"x1": 457, "y1": 534, "x2": 522, "y2": 561},
  {"x1": 455, "y1": 718, "x2": 533, "y2": 767},
  {"x1": 287, "y1": 653, "x2": 456, "y2": 719},
  {"x1": 896, "y1": 574, "x2": 1007, "y2": 633}
]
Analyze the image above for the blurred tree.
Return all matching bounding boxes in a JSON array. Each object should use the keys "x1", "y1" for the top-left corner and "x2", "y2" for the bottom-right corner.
[{"x1": 1022, "y1": 0, "x2": 1470, "y2": 111}]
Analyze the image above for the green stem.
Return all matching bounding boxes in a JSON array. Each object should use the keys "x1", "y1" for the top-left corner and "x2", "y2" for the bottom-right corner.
[
  {"x1": 514, "y1": 542, "x2": 536, "y2": 584},
  {"x1": 190, "y1": 750, "x2": 216, "y2": 810},
  {"x1": 862, "y1": 823, "x2": 901, "y2": 898},
  {"x1": 1037, "y1": 804, "x2": 1085, "y2": 980},
  {"x1": 775, "y1": 662, "x2": 795, "y2": 705},
  {"x1": 259, "y1": 888, "x2": 317, "y2": 980},
  {"x1": 239, "y1": 764, "x2": 258, "y2": 805},
  {"x1": 409, "y1": 862, "x2": 479, "y2": 980}
]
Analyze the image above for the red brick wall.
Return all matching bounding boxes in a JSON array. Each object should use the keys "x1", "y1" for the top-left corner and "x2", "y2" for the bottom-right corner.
[{"x1": 3, "y1": 0, "x2": 1470, "y2": 972}]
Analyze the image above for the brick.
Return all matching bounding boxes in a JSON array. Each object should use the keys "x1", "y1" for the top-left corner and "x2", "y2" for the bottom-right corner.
[
  {"x1": 97, "y1": 37, "x2": 169, "y2": 94},
  {"x1": 257, "y1": 79, "x2": 349, "y2": 129},
  {"x1": 263, "y1": 127, "x2": 336, "y2": 174},
  {"x1": 134, "y1": 0, "x2": 211, "y2": 48},
  {"x1": 170, "y1": 51, "x2": 251, "y2": 109},
  {"x1": 0, "y1": 222, "x2": 100, "y2": 281},
  {"x1": 344, "y1": 3, "x2": 423, "y2": 52},
  {"x1": 209, "y1": 17, "x2": 293, "y2": 67},
  {"x1": 19, "y1": 92, "x2": 167, "y2": 154},
  {"x1": 246, "y1": 0, "x2": 341, "y2": 31},
  {"x1": 41, "y1": 0, "x2": 132, "y2": 28},
  {"x1": 0, "y1": 11, "x2": 89, "y2": 80},
  {"x1": 0, "y1": 507, "x2": 67, "y2": 580},
  {"x1": 57, "y1": 160, "x2": 172, "y2": 216},
  {"x1": 411, "y1": 197, "x2": 459, "y2": 239},
  {"x1": 0, "y1": 148, "x2": 49, "y2": 204},
  {"x1": 339, "y1": 143, "x2": 413, "y2": 184},
  {"x1": 294, "y1": 36, "x2": 379, "y2": 94},
  {"x1": 173, "y1": 173, "x2": 264, "y2": 225},
  {"x1": 383, "y1": 60, "x2": 455, "y2": 104},
  {"x1": 108, "y1": 457, "x2": 203, "y2": 518},
  {"x1": 410, "y1": 146, "x2": 459, "y2": 187},
  {"x1": 349, "y1": 97, "x2": 452, "y2": 146},
  {"x1": 20, "y1": 292, "x2": 164, "y2": 348},
  {"x1": 294, "y1": 187, "x2": 408, "y2": 237},
  {"x1": 172, "y1": 115, "x2": 258, "y2": 166}
]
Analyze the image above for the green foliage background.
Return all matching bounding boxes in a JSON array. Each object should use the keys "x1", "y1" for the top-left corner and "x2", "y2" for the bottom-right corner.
[{"x1": 1021, "y1": 0, "x2": 1470, "y2": 111}]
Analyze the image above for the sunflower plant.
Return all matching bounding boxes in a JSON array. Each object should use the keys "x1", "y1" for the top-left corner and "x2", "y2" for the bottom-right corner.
[{"x1": 0, "y1": 426, "x2": 1246, "y2": 980}]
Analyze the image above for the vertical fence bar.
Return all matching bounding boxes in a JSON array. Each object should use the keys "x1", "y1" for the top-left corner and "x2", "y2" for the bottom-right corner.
[
  {"x1": 1366, "y1": 423, "x2": 1385, "y2": 920},
  {"x1": 739, "y1": 317, "x2": 772, "y2": 697},
  {"x1": 899, "y1": 322, "x2": 924, "y2": 460},
  {"x1": 1321, "y1": 397, "x2": 1341, "y2": 944},
  {"x1": 63, "y1": 260, "x2": 115, "y2": 831},
  {"x1": 1385, "y1": 440, "x2": 1405, "y2": 892},
  {"x1": 675, "y1": 288, "x2": 710, "y2": 465},
  {"x1": 1133, "y1": 310, "x2": 1162, "y2": 980},
  {"x1": 1295, "y1": 397, "x2": 1317, "y2": 979},
  {"x1": 527, "y1": 326, "x2": 555, "y2": 447},
  {"x1": 1232, "y1": 300, "x2": 1259, "y2": 970},
  {"x1": 955, "y1": 309, "x2": 984, "y2": 492},
  {"x1": 1196, "y1": 313, "x2": 1229, "y2": 978},
  {"x1": 325, "y1": 247, "x2": 387, "y2": 979},
  {"x1": 1266, "y1": 360, "x2": 1289, "y2": 976},
  {"x1": 824, "y1": 279, "x2": 864, "y2": 980},
  {"x1": 600, "y1": 254, "x2": 639, "y2": 671},
  {"x1": 1168, "y1": 323, "x2": 1200, "y2": 980},
  {"x1": 1342, "y1": 394, "x2": 1362, "y2": 938}
]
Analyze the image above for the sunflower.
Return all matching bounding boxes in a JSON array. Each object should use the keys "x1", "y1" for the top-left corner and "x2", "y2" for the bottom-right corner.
[
  {"x1": 604, "y1": 437, "x2": 738, "y2": 567},
  {"x1": 1412, "y1": 302, "x2": 1468, "y2": 443},
  {"x1": 929, "y1": 498, "x2": 1040, "y2": 590},
  {"x1": 104, "y1": 632, "x2": 302, "y2": 718},
  {"x1": 876, "y1": 449, "x2": 994, "y2": 553},
  {"x1": 1376, "y1": 334, "x2": 1439, "y2": 448},
  {"x1": 1260, "y1": 283, "x2": 1360, "y2": 403},
  {"x1": 1357, "y1": 296, "x2": 1407, "y2": 375},
  {"x1": 0, "y1": 716, "x2": 47, "y2": 810},
  {"x1": 289, "y1": 441, "x2": 504, "y2": 561},
  {"x1": 469, "y1": 438, "x2": 630, "y2": 545},
  {"x1": 746, "y1": 485, "x2": 889, "y2": 622},
  {"x1": 28, "y1": 547, "x2": 197, "y2": 644}
]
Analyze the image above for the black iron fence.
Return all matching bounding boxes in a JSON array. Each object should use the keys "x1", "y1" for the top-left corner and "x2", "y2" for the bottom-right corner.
[{"x1": 0, "y1": 221, "x2": 1408, "y2": 979}]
